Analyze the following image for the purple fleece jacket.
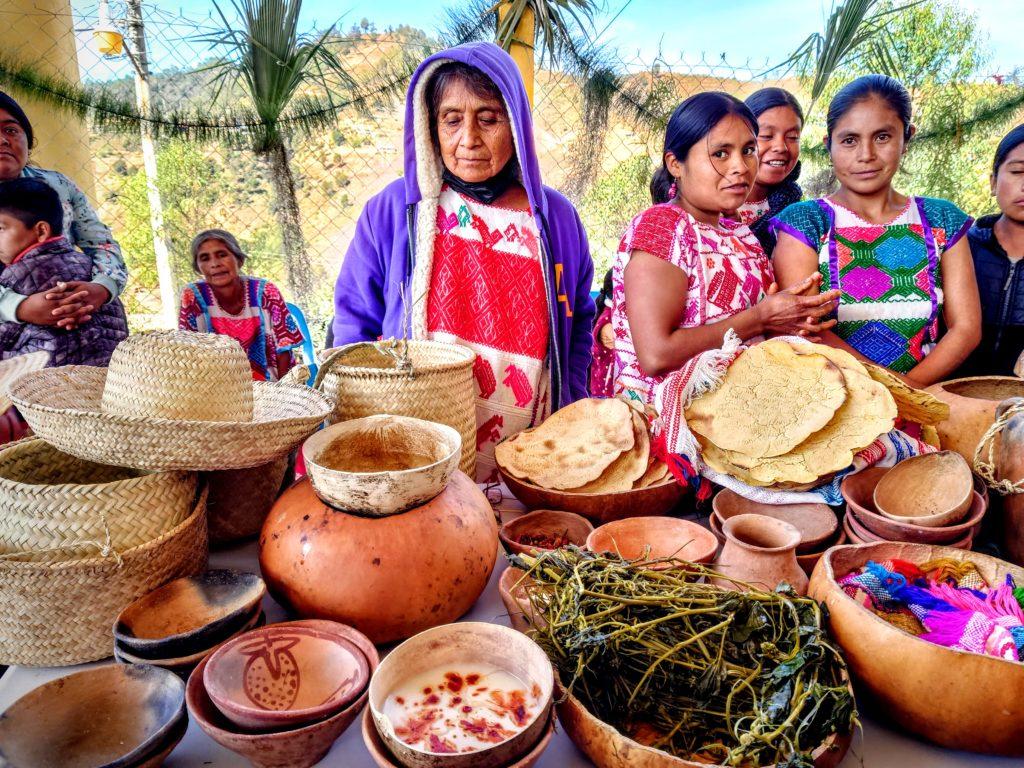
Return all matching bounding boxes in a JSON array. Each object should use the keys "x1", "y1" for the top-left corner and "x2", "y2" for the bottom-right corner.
[{"x1": 331, "y1": 42, "x2": 596, "y2": 408}]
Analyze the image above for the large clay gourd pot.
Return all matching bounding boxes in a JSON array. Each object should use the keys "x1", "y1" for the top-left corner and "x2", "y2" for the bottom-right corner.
[
  {"x1": 258, "y1": 472, "x2": 497, "y2": 643},
  {"x1": 995, "y1": 397, "x2": 1024, "y2": 566},
  {"x1": 712, "y1": 513, "x2": 808, "y2": 595},
  {"x1": 926, "y1": 376, "x2": 1024, "y2": 464}
]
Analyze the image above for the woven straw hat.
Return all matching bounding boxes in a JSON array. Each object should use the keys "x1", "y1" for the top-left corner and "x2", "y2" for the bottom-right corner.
[
  {"x1": 0, "y1": 351, "x2": 49, "y2": 413},
  {"x1": 8, "y1": 331, "x2": 332, "y2": 471}
]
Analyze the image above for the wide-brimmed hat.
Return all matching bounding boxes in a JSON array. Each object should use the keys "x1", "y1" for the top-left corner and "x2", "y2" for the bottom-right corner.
[
  {"x1": 8, "y1": 331, "x2": 332, "y2": 471},
  {"x1": 0, "y1": 351, "x2": 49, "y2": 413}
]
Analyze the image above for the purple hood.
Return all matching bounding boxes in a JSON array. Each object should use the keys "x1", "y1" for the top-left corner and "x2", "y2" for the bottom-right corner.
[{"x1": 332, "y1": 42, "x2": 596, "y2": 407}]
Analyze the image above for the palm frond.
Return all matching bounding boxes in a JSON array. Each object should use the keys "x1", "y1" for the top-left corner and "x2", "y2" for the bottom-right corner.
[{"x1": 485, "y1": 0, "x2": 600, "y2": 67}]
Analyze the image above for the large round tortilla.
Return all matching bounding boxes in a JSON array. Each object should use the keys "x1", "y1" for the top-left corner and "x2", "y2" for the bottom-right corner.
[
  {"x1": 863, "y1": 363, "x2": 949, "y2": 425},
  {"x1": 494, "y1": 398, "x2": 635, "y2": 490},
  {"x1": 568, "y1": 410, "x2": 650, "y2": 493},
  {"x1": 685, "y1": 340, "x2": 848, "y2": 459}
]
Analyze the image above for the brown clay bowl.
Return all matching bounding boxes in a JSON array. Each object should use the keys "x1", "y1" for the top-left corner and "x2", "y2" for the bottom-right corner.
[
  {"x1": 711, "y1": 489, "x2": 837, "y2": 554},
  {"x1": 362, "y1": 706, "x2": 556, "y2": 768},
  {"x1": 500, "y1": 469, "x2": 686, "y2": 524},
  {"x1": 186, "y1": 619, "x2": 378, "y2": 768},
  {"x1": 873, "y1": 451, "x2": 973, "y2": 527},
  {"x1": 499, "y1": 509, "x2": 594, "y2": 557},
  {"x1": 114, "y1": 568, "x2": 266, "y2": 659},
  {"x1": 810, "y1": 542, "x2": 1024, "y2": 755},
  {"x1": 842, "y1": 467, "x2": 987, "y2": 544},
  {"x1": 204, "y1": 622, "x2": 369, "y2": 731},
  {"x1": 844, "y1": 504, "x2": 974, "y2": 549},
  {"x1": 368, "y1": 622, "x2": 554, "y2": 768},
  {"x1": 0, "y1": 663, "x2": 186, "y2": 768},
  {"x1": 132, "y1": 711, "x2": 188, "y2": 767},
  {"x1": 586, "y1": 517, "x2": 718, "y2": 567},
  {"x1": 707, "y1": 515, "x2": 848, "y2": 576},
  {"x1": 498, "y1": 566, "x2": 545, "y2": 633}
]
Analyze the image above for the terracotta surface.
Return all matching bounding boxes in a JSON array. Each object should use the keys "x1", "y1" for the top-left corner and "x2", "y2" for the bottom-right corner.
[
  {"x1": 204, "y1": 624, "x2": 369, "y2": 731},
  {"x1": 926, "y1": 376, "x2": 1024, "y2": 464},
  {"x1": 873, "y1": 451, "x2": 973, "y2": 527},
  {"x1": 302, "y1": 415, "x2": 460, "y2": 516},
  {"x1": 186, "y1": 620, "x2": 377, "y2": 768},
  {"x1": 842, "y1": 468, "x2": 987, "y2": 544},
  {"x1": 712, "y1": 514, "x2": 809, "y2": 594},
  {"x1": 499, "y1": 510, "x2": 594, "y2": 557},
  {"x1": 711, "y1": 489, "x2": 837, "y2": 553},
  {"x1": 709, "y1": 515, "x2": 848, "y2": 577},
  {"x1": 361, "y1": 707, "x2": 556, "y2": 768},
  {"x1": 497, "y1": 567, "x2": 542, "y2": 634},
  {"x1": 0, "y1": 663, "x2": 185, "y2": 768},
  {"x1": 995, "y1": 398, "x2": 1024, "y2": 566},
  {"x1": 554, "y1": 679, "x2": 851, "y2": 768},
  {"x1": 500, "y1": 470, "x2": 686, "y2": 524},
  {"x1": 586, "y1": 517, "x2": 718, "y2": 567},
  {"x1": 809, "y1": 543, "x2": 1024, "y2": 755},
  {"x1": 368, "y1": 622, "x2": 554, "y2": 768},
  {"x1": 259, "y1": 472, "x2": 497, "y2": 643},
  {"x1": 115, "y1": 569, "x2": 266, "y2": 659}
]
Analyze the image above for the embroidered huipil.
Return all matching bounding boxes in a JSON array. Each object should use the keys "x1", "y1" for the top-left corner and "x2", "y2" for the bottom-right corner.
[
  {"x1": 178, "y1": 277, "x2": 303, "y2": 381},
  {"x1": 772, "y1": 197, "x2": 972, "y2": 373},
  {"x1": 611, "y1": 204, "x2": 773, "y2": 403},
  {"x1": 427, "y1": 185, "x2": 550, "y2": 482},
  {"x1": 731, "y1": 198, "x2": 771, "y2": 228}
]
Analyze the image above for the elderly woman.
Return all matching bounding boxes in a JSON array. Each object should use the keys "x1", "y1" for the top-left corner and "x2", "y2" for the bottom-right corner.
[
  {"x1": 179, "y1": 229, "x2": 303, "y2": 381},
  {"x1": 333, "y1": 42, "x2": 596, "y2": 481},
  {"x1": 0, "y1": 91, "x2": 127, "y2": 329}
]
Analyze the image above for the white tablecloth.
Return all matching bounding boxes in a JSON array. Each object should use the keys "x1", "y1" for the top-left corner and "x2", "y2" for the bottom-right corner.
[{"x1": 0, "y1": 492, "x2": 1017, "y2": 768}]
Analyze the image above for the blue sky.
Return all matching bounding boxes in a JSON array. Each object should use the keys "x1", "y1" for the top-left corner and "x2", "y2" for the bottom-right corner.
[{"x1": 80, "y1": 0, "x2": 1022, "y2": 79}]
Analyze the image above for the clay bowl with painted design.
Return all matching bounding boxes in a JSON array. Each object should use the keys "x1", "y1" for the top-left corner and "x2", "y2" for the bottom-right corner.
[
  {"x1": 204, "y1": 622, "x2": 369, "y2": 731},
  {"x1": 499, "y1": 509, "x2": 594, "y2": 558}
]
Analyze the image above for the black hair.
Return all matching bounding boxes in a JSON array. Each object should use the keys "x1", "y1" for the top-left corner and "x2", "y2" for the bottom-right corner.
[
  {"x1": 0, "y1": 91, "x2": 34, "y2": 149},
  {"x1": 424, "y1": 62, "x2": 504, "y2": 146},
  {"x1": 0, "y1": 178, "x2": 62, "y2": 233},
  {"x1": 993, "y1": 124, "x2": 1024, "y2": 175},
  {"x1": 650, "y1": 91, "x2": 758, "y2": 204},
  {"x1": 826, "y1": 74, "x2": 913, "y2": 148},
  {"x1": 745, "y1": 87, "x2": 804, "y2": 126},
  {"x1": 594, "y1": 268, "x2": 614, "y2": 316}
]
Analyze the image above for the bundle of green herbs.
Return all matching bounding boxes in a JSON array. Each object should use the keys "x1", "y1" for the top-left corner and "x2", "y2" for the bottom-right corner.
[{"x1": 510, "y1": 547, "x2": 856, "y2": 767}]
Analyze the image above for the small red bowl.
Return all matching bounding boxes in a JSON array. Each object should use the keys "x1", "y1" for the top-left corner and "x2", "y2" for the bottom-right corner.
[{"x1": 204, "y1": 623, "x2": 369, "y2": 731}]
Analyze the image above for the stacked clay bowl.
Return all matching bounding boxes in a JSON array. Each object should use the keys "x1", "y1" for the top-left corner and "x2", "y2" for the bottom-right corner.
[
  {"x1": 114, "y1": 569, "x2": 266, "y2": 677},
  {"x1": 710, "y1": 489, "x2": 843, "y2": 575},
  {"x1": 187, "y1": 619, "x2": 377, "y2": 768},
  {"x1": 841, "y1": 463, "x2": 987, "y2": 548}
]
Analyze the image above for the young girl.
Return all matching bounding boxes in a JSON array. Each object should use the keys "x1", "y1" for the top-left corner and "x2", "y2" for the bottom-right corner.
[
  {"x1": 772, "y1": 75, "x2": 981, "y2": 387},
  {"x1": 590, "y1": 269, "x2": 616, "y2": 397},
  {"x1": 612, "y1": 92, "x2": 838, "y2": 403}
]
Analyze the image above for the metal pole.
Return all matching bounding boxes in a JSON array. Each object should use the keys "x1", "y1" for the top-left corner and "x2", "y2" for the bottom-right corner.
[{"x1": 125, "y1": 0, "x2": 178, "y2": 329}]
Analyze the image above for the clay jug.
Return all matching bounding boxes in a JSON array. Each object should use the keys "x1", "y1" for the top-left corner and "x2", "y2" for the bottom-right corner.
[
  {"x1": 258, "y1": 471, "x2": 498, "y2": 643},
  {"x1": 996, "y1": 398, "x2": 1024, "y2": 566},
  {"x1": 926, "y1": 377, "x2": 1024, "y2": 465},
  {"x1": 713, "y1": 513, "x2": 809, "y2": 595}
]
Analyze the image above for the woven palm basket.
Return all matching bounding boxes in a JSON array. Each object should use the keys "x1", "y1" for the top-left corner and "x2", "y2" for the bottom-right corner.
[
  {"x1": 0, "y1": 351, "x2": 48, "y2": 413},
  {"x1": 8, "y1": 332, "x2": 332, "y2": 471},
  {"x1": 0, "y1": 487, "x2": 209, "y2": 667},
  {"x1": 316, "y1": 341, "x2": 476, "y2": 476},
  {"x1": 0, "y1": 438, "x2": 197, "y2": 560}
]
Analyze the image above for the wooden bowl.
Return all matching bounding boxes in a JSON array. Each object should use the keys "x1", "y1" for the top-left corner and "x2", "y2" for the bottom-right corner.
[
  {"x1": 711, "y1": 489, "x2": 837, "y2": 554},
  {"x1": 186, "y1": 620, "x2": 378, "y2": 768},
  {"x1": 362, "y1": 706, "x2": 556, "y2": 768},
  {"x1": 809, "y1": 542, "x2": 1024, "y2": 755},
  {"x1": 114, "y1": 569, "x2": 265, "y2": 660},
  {"x1": 500, "y1": 469, "x2": 686, "y2": 524},
  {"x1": 0, "y1": 663, "x2": 185, "y2": 768},
  {"x1": 499, "y1": 510, "x2": 594, "y2": 557},
  {"x1": 873, "y1": 451, "x2": 973, "y2": 527},
  {"x1": 205, "y1": 622, "x2": 369, "y2": 731},
  {"x1": 368, "y1": 622, "x2": 554, "y2": 768},
  {"x1": 842, "y1": 468, "x2": 987, "y2": 544},
  {"x1": 303, "y1": 415, "x2": 460, "y2": 516},
  {"x1": 586, "y1": 517, "x2": 718, "y2": 567}
]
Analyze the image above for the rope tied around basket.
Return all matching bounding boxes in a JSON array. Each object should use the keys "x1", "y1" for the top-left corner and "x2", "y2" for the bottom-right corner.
[
  {"x1": 0, "y1": 510, "x2": 123, "y2": 565},
  {"x1": 973, "y1": 400, "x2": 1024, "y2": 495}
]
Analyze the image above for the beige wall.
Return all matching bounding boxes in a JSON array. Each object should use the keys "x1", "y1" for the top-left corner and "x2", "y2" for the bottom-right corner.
[{"x1": 7, "y1": 0, "x2": 96, "y2": 200}]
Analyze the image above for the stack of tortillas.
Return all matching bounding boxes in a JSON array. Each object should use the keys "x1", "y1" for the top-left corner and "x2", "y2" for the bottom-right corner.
[
  {"x1": 495, "y1": 398, "x2": 671, "y2": 493},
  {"x1": 686, "y1": 339, "x2": 899, "y2": 489}
]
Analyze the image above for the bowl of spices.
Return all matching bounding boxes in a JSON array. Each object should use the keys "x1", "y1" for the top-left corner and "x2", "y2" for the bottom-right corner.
[{"x1": 499, "y1": 510, "x2": 594, "y2": 558}]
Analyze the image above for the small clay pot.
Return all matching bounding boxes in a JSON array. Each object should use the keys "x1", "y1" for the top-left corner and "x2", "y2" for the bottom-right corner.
[
  {"x1": 711, "y1": 489, "x2": 837, "y2": 554},
  {"x1": 713, "y1": 513, "x2": 809, "y2": 594},
  {"x1": 708, "y1": 515, "x2": 847, "y2": 577},
  {"x1": 499, "y1": 509, "x2": 593, "y2": 557},
  {"x1": 586, "y1": 517, "x2": 718, "y2": 568},
  {"x1": 926, "y1": 376, "x2": 1024, "y2": 465},
  {"x1": 205, "y1": 623, "x2": 369, "y2": 731},
  {"x1": 873, "y1": 451, "x2": 973, "y2": 527}
]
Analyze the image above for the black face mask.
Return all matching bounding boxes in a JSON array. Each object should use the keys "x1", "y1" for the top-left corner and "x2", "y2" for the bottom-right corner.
[{"x1": 442, "y1": 160, "x2": 518, "y2": 205}]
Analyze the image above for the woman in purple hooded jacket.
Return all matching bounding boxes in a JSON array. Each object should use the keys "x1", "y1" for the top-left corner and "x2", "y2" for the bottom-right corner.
[{"x1": 332, "y1": 43, "x2": 596, "y2": 481}]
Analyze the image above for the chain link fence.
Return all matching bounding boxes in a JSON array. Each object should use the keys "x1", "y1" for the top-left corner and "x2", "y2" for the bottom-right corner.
[{"x1": 5, "y1": 1, "x2": 1022, "y2": 345}]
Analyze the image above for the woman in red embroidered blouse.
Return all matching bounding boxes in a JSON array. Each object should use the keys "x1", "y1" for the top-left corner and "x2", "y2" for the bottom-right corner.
[{"x1": 612, "y1": 92, "x2": 840, "y2": 403}]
